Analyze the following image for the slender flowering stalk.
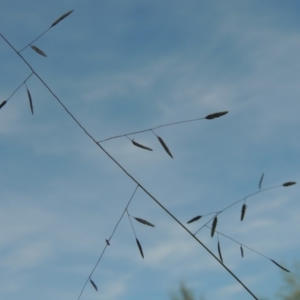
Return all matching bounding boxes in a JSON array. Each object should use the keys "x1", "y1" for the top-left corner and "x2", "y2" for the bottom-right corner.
[
  {"x1": 206, "y1": 225, "x2": 290, "y2": 272},
  {"x1": 18, "y1": 10, "x2": 74, "y2": 53},
  {"x1": 192, "y1": 182, "x2": 296, "y2": 236},
  {"x1": 0, "y1": 30, "x2": 265, "y2": 300},
  {"x1": 97, "y1": 111, "x2": 228, "y2": 143}
]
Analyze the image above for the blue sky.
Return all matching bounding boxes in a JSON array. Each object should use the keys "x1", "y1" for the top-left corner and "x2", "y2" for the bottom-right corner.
[{"x1": 1, "y1": 1, "x2": 300, "y2": 300}]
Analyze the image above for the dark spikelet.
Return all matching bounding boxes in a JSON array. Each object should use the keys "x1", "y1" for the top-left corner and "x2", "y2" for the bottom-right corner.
[
  {"x1": 187, "y1": 215, "x2": 202, "y2": 224},
  {"x1": 30, "y1": 45, "x2": 47, "y2": 57},
  {"x1": 0, "y1": 100, "x2": 7, "y2": 109},
  {"x1": 136, "y1": 238, "x2": 144, "y2": 258},
  {"x1": 26, "y1": 88, "x2": 34, "y2": 115},
  {"x1": 157, "y1": 136, "x2": 173, "y2": 158},
  {"x1": 240, "y1": 245, "x2": 244, "y2": 258},
  {"x1": 90, "y1": 279, "x2": 98, "y2": 291},
  {"x1": 106, "y1": 239, "x2": 110, "y2": 246},
  {"x1": 211, "y1": 216, "x2": 218, "y2": 237},
  {"x1": 132, "y1": 140, "x2": 153, "y2": 151},
  {"x1": 259, "y1": 173, "x2": 264, "y2": 190},
  {"x1": 51, "y1": 10, "x2": 74, "y2": 27},
  {"x1": 218, "y1": 241, "x2": 223, "y2": 263},
  {"x1": 134, "y1": 217, "x2": 155, "y2": 227},
  {"x1": 241, "y1": 204, "x2": 247, "y2": 221},
  {"x1": 282, "y1": 181, "x2": 296, "y2": 187},
  {"x1": 270, "y1": 259, "x2": 290, "y2": 272},
  {"x1": 205, "y1": 111, "x2": 228, "y2": 120}
]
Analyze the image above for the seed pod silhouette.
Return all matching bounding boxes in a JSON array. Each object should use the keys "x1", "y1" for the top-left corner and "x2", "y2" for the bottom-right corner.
[
  {"x1": 211, "y1": 216, "x2": 218, "y2": 237},
  {"x1": 157, "y1": 136, "x2": 173, "y2": 158},
  {"x1": 187, "y1": 215, "x2": 202, "y2": 224},
  {"x1": 90, "y1": 279, "x2": 98, "y2": 291},
  {"x1": 0, "y1": 100, "x2": 7, "y2": 109},
  {"x1": 218, "y1": 241, "x2": 223, "y2": 263},
  {"x1": 259, "y1": 173, "x2": 264, "y2": 190},
  {"x1": 132, "y1": 140, "x2": 153, "y2": 151},
  {"x1": 205, "y1": 111, "x2": 228, "y2": 120},
  {"x1": 241, "y1": 204, "x2": 247, "y2": 221},
  {"x1": 136, "y1": 238, "x2": 144, "y2": 258},
  {"x1": 270, "y1": 259, "x2": 290, "y2": 272},
  {"x1": 51, "y1": 10, "x2": 74, "y2": 27},
  {"x1": 26, "y1": 87, "x2": 34, "y2": 115},
  {"x1": 31, "y1": 45, "x2": 47, "y2": 57},
  {"x1": 240, "y1": 245, "x2": 244, "y2": 258},
  {"x1": 134, "y1": 217, "x2": 155, "y2": 227},
  {"x1": 282, "y1": 181, "x2": 296, "y2": 187}
]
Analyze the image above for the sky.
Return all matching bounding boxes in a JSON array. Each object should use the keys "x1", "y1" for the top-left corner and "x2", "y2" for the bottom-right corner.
[{"x1": 1, "y1": 1, "x2": 300, "y2": 300}]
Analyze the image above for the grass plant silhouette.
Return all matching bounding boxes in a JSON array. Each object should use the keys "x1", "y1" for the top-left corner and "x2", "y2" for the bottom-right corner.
[{"x1": 0, "y1": 9, "x2": 297, "y2": 300}]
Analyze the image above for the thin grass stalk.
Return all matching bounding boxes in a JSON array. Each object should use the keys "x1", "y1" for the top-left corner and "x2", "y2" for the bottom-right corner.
[
  {"x1": 18, "y1": 10, "x2": 73, "y2": 53},
  {"x1": 18, "y1": 29, "x2": 50, "y2": 53},
  {"x1": 206, "y1": 225, "x2": 290, "y2": 272},
  {"x1": 0, "y1": 33, "x2": 259, "y2": 300},
  {"x1": 193, "y1": 183, "x2": 292, "y2": 236},
  {"x1": 4, "y1": 73, "x2": 34, "y2": 103},
  {"x1": 77, "y1": 186, "x2": 138, "y2": 300},
  {"x1": 97, "y1": 113, "x2": 229, "y2": 143}
]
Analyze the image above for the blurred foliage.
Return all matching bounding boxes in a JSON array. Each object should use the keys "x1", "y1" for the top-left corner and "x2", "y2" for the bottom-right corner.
[
  {"x1": 276, "y1": 261, "x2": 300, "y2": 300},
  {"x1": 171, "y1": 263, "x2": 300, "y2": 300},
  {"x1": 170, "y1": 283, "x2": 204, "y2": 300}
]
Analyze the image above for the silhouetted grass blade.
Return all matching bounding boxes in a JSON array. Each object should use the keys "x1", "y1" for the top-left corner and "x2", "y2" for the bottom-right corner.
[
  {"x1": 157, "y1": 136, "x2": 173, "y2": 158},
  {"x1": 132, "y1": 140, "x2": 153, "y2": 151},
  {"x1": 241, "y1": 204, "x2": 247, "y2": 221},
  {"x1": 30, "y1": 45, "x2": 47, "y2": 57},
  {"x1": 259, "y1": 173, "x2": 264, "y2": 190},
  {"x1": 90, "y1": 279, "x2": 98, "y2": 291},
  {"x1": 134, "y1": 217, "x2": 155, "y2": 227},
  {"x1": 282, "y1": 181, "x2": 296, "y2": 187},
  {"x1": 218, "y1": 241, "x2": 223, "y2": 263},
  {"x1": 211, "y1": 216, "x2": 218, "y2": 237},
  {"x1": 136, "y1": 238, "x2": 144, "y2": 258},
  {"x1": 205, "y1": 111, "x2": 228, "y2": 120},
  {"x1": 51, "y1": 10, "x2": 74, "y2": 27},
  {"x1": 270, "y1": 259, "x2": 290, "y2": 272},
  {"x1": 106, "y1": 239, "x2": 110, "y2": 246},
  {"x1": 26, "y1": 88, "x2": 34, "y2": 114},
  {"x1": 187, "y1": 215, "x2": 202, "y2": 224},
  {"x1": 240, "y1": 245, "x2": 244, "y2": 258},
  {"x1": 0, "y1": 100, "x2": 7, "y2": 109}
]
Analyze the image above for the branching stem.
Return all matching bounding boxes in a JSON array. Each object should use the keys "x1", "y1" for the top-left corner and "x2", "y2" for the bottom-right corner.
[{"x1": 0, "y1": 32, "x2": 258, "y2": 300}]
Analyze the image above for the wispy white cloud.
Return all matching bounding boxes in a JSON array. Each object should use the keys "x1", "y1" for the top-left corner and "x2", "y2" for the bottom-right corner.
[{"x1": 1, "y1": 240, "x2": 53, "y2": 272}]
